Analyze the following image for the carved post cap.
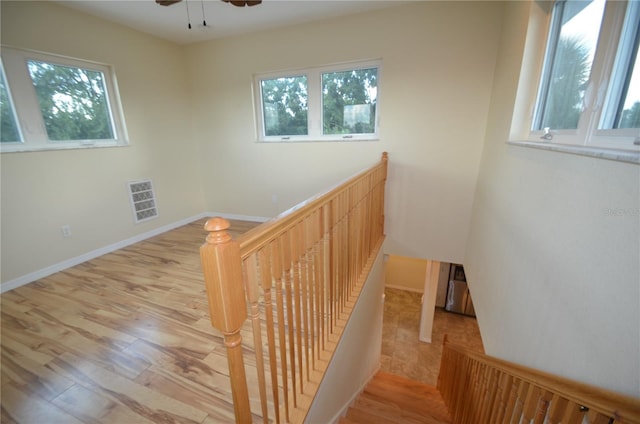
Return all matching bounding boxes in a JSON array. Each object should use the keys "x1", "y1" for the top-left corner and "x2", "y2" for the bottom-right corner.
[
  {"x1": 204, "y1": 217, "x2": 232, "y2": 244},
  {"x1": 382, "y1": 151, "x2": 388, "y2": 161}
]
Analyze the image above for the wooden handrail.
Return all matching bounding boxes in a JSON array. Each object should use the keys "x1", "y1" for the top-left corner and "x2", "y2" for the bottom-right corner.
[
  {"x1": 437, "y1": 335, "x2": 640, "y2": 424},
  {"x1": 200, "y1": 153, "x2": 388, "y2": 423}
]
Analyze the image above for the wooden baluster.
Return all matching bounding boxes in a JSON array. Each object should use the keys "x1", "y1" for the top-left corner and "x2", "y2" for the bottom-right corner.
[
  {"x1": 380, "y1": 152, "x2": 388, "y2": 237},
  {"x1": 298, "y1": 221, "x2": 310, "y2": 381},
  {"x1": 351, "y1": 182, "x2": 360, "y2": 290},
  {"x1": 271, "y1": 237, "x2": 290, "y2": 422},
  {"x1": 338, "y1": 190, "x2": 346, "y2": 313},
  {"x1": 333, "y1": 194, "x2": 341, "y2": 318},
  {"x1": 343, "y1": 187, "x2": 351, "y2": 300},
  {"x1": 322, "y1": 202, "x2": 331, "y2": 344},
  {"x1": 510, "y1": 381, "x2": 530, "y2": 424},
  {"x1": 452, "y1": 352, "x2": 467, "y2": 421},
  {"x1": 314, "y1": 210, "x2": 323, "y2": 363},
  {"x1": 332, "y1": 196, "x2": 340, "y2": 329},
  {"x1": 364, "y1": 172, "x2": 371, "y2": 257},
  {"x1": 496, "y1": 374, "x2": 514, "y2": 423},
  {"x1": 304, "y1": 214, "x2": 316, "y2": 371},
  {"x1": 548, "y1": 394, "x2": 569, "y2": 424},
  {"x1": 503, "y1": 377, "x2": 521, "y2": 423},
  {"x1": 452, "y1": 354, "x2": 470, "y2": 422},
  {"x1": 200, "y1": 217, "x2": 252, "y2": 424},
  {"x1": 243, "y1": 253, "x2": 269, "y2": 423},
  {"x1": 588, "y1": 410, "x2": 615, "y2": 424},
  {"x1": 258, "y1": 245, "x2": 281, "y2": 424},
  {"x1": 533, "y1": 390, "x2": 552, "y2": 424},
  {"x1": 563, "y1": 402, "x2": 588, "y2": 424},
  {"x1": 488, "y1": 371, "x2": 505, "y2": 422},
  {"x1": 442, "y1": 347, "x2": 456, "y2": 419},
  {"x1": 290, "y1": 225, "x2": 304, "y2": 392},
  {"x1": 476, "y1": 364, "x2": 494, "y2": 422},
  {"x1": 523, "y1": 386, "x2": 542, "y2": 422},
  {"x1": 282, "y1": 231, "x2": 298, "y2": 405},
  {"x1": 460, "y1": 359, "x2": 479, "y2": 423}
]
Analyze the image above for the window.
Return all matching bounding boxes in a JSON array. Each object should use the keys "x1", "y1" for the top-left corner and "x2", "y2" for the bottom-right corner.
[
  {"x1": 531, "y1": 0, "x2": 640, "y2": 150},
  {"x1": 0, "y1": 61, "x2": 21, "y2": 143},
  {"x1": 1, "y1": 47, "x2": 128, "y2": 152},
  {"x1": 255, "y1": 60, "x2": 380, "y2": 142}
]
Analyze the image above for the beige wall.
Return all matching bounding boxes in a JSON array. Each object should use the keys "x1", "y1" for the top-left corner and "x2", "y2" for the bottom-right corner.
[
  {"x1": 385, "y1": 254, "x2": 428, "y2": 293},
  {"x1": 2, "y1": 1, "x2": 503, "y2": 287},
  {"x1": 464, "y1": 1, "x2": 640, "y2": 397},
  {"x1": 1, "y1": 2, "x2": 205, "y2": 285},
  {"x1": 185, "y1": 1, "x2": 504, "y2": 263},
  {"x1": 2, "y1": 0, "x2": 636, "y2": 402}
]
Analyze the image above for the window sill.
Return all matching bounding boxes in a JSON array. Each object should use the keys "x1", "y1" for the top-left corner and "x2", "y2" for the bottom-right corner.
[
  {"x1": 258, "y1": 137, "x2": 380, "y2": 143},
  {"x1": 507, "y1": 141, "x2": 640, "y2": 165},
  {"x1": 1, "y1": 142, "x2": 128, "y2": 154}
]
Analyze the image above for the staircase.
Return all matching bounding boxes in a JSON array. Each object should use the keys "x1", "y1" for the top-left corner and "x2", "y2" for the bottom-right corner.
[{"x1": 340, "y1": 371, "x2": 452, "y2": 424}]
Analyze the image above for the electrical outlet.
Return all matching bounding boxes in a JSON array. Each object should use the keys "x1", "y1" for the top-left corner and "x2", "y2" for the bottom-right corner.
[
  {"x1": 61, "y1": 225, "x2": 72, "y2": 238},
  {"x1": 271, "y1": 194, "x2": 278, "y2": 204}
]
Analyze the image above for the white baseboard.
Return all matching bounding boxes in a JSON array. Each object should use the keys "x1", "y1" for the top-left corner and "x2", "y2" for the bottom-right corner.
[{"x1": 1, "y1": 211, "x2": 270, "y2": 294}]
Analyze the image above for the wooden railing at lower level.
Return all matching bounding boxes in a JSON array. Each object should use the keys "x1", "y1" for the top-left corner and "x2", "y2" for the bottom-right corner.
[
  {"x1": 437, "y1": 336, "x2": 640, "y2": 424},
  {"x1": 200, "y1": 153, "x2": 388, "y2": 423}
]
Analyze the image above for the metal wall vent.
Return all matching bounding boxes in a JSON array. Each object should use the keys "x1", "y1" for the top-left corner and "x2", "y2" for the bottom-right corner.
[{"x1": 128, "y1": 179, "x2": 159, "y2": 223}]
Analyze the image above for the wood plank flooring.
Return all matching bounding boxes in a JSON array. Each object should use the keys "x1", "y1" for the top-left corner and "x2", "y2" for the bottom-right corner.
[
  {"x1": 1, "y1": 219, "x2": 262, "y2": 424},
  {"x1": 340, "y1": 371, "x2": 451, "y2": 424}
]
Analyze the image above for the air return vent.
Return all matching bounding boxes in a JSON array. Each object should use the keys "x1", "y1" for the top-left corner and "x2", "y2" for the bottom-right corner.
[{"x1": 128, "y1": 179, "x2": 158, "y2": 223}]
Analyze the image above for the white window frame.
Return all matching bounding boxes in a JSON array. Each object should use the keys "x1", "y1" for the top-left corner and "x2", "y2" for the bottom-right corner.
[
  {"x1": 253, "y1": 60, "x2": 381, "y2": 142},
  {"x1": 527, "y1": 0, "x2": 640, "y2": 151},
  {"x1": 1, "y1": 46, "x2": 128, "y2": 153}
]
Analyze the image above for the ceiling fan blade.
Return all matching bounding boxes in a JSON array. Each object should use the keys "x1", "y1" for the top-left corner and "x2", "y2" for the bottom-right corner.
[
  {"x1": 222, "y1": 0, "x2": 262, "y2": 6},
  {"x1": 155, "y1": 0, "x2": 182, "y2": 6}
]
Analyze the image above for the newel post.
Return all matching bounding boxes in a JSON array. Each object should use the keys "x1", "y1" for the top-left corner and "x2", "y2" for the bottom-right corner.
[{"x1": 200, "y1": 217, "x2": 252, "y2": 423}]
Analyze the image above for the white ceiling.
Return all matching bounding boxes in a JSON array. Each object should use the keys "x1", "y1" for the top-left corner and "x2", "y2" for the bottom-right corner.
[{"x1": 55, "y1": 0, "x2": 406, "y2": 45}]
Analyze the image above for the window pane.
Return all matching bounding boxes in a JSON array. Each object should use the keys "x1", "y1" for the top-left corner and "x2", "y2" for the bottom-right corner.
[
  {"x1": 536, "y1": 0, "x2": 606, "y2": 130},
  {"x1": 27, "y1": 60, "x2": 114, "y2": 141},
  {"x1": 0, "y1": 64, "x2": 21, "y2": 143},
  {"x1": 323, "y1": 68, "x2": 377, "y2": 135},
  {"x1": 261, "y1": 76, "x2": 308, "y2": 137},
  {"x1": 615, "y1": 26, "x2": 640, "y2": 128}
]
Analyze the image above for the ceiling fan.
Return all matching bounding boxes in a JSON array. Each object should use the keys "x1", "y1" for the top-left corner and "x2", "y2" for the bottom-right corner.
[{"x1": 156, "y1": 0, "x2": 261, "y2": 6}]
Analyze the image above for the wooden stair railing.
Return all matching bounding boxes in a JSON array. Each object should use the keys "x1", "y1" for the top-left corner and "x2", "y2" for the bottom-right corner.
[
  {"x1": 437, "y1": 335, "x2": 640, "y2": 424},
  {"x1": 200, "y1": 153, "x2": 388, "y2": 423}
]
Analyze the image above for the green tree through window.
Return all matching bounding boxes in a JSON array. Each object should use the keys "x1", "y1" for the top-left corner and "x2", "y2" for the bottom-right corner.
[
  {"x1": 323, "y1": 68, "x2": 377, "y2": 135},
  {"x1": 0, "y1": 66, "x2": 20, "y2": 142},
  {"x1": 539, "y1": 37, "x2": 591, "y2": 130},
  {"x1": 27, "y1": 60, "x2": 114, "y2": 141},
  {"x1": 261, "y1": 76, "x2": 308, "y2": 136}
]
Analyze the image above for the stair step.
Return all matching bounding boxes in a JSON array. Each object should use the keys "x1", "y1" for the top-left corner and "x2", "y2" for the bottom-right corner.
[{"x1": 342, "y1": 371, "x2": 451, "y2": 424}]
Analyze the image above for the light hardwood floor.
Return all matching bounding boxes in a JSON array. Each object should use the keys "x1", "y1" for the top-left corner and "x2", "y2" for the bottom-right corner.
[
  {"x1": 1, "y1": 219, "x2": 480, "y2": 424},
  {"x1": 341, "y1": 371, "x2": 451, "y2": 424},
  {"x1": 1, "y1": 219, "x2": 262, "y2": 424}
]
